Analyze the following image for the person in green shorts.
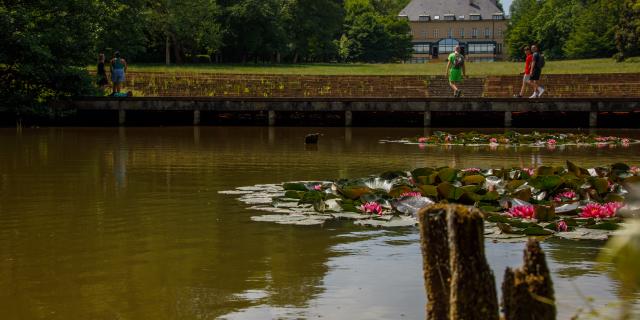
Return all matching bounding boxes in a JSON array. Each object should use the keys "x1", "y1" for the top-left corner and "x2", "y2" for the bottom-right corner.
[{"x1": 446, "y1": 46, "x2": 466, "y2": 97}]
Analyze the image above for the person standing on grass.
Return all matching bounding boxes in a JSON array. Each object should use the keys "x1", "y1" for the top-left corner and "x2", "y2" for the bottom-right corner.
[
  {"x1": 514, "y1": 46, "x2": 533, "y2": 98},
  {"x1": 110, "y1": 51, "x2": 127, "y2": 95},
  {"x1": 528, "y1": 45, "x2": 545, "y2": 98},
  {"x1": 446, "y1": 46, "x2": 466, "y2": 97},
  {"x1": 96, "y1": 53, "x2": 109, "y2": 88}
]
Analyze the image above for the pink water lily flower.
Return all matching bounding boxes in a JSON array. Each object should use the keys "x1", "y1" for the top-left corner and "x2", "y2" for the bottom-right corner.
[
  {"x1": 547, "y1": 139, "x2": 557, "y2": 145},
  {"x1": 508, "y1": 205, "x2": 536, "y2": 220},
  {"x1": 462, "y1": 168, "x2": 481, "y2": 173},
  {"x1": 553, "y1": 191, "x2": 577, "y2": 202},
  {"x1": 579, "y1": 202, "x2": 623, "y2": 219},
  {"x1": 631, "y1": 166, "x2": 640, "y2": 175},
  {"x1": 621, "y1": 138, "x2": 630, "y2": 146},
  {"x1": 557, "y1": 220, "x2": 568, "y2": 232},
  {"x1": 418, "y1": 137, "x2": 427, "y2": 143},
  {"x1": 523, "y1": 167, "x2": 536, "y2": 176},
  {"x1": 359, "y1": 202, "x2": 383, "y2": 216},
  {"x1": 313, "y1": 185, "x2": 323, "y2": 191},
  {"x1": 400, "y1": 191, "x2": 422, "y2": 198},
  {"x1": 489, "y1": 138, "x2": 498, "y2": 144}
]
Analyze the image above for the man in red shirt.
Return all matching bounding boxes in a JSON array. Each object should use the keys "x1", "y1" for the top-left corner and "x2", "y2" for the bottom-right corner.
[{"x1": 514, "y1": 46, "x2": 533, "y2": 98}]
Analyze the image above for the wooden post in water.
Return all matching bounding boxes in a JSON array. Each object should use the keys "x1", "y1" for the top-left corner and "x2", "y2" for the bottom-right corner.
[
  {"x1": 418, "y1": 204, "x2": 451, "y2": 320},
  {"x1": 447, "y1": 205, "x2": 499, "y2": 320},
  {"x1": 502, "y1": 239, "x2": 556, "y2": 320}
]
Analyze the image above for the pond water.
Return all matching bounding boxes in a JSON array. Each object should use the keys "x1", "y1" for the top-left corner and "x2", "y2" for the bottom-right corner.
[{"x1": 1, "y1": 127, "x2": 639, "y2": 319}]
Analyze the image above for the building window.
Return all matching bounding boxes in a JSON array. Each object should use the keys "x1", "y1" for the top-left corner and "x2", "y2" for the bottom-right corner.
[
  {"x1": 444, "y1": 14, "x2": 455, "y2": 21},
  {"x1": 467, "y1": 43, "x2": 496, "y2": 54},
  {"x1": 448, "y1": 28, "x2": 453, "y2": 38},
  {"x1": 433, "y1": 29, "x2": 439, "y2": 38},
  {"x1": 421, "y1": 30, "x2": 428, "y2": 39},
  {"x1": 472, "y1": 28, "x2": 478, "y2": 38},
  {"x1": 419, "y1": 15, "x2": 430, "y2": 22},
  {"x1": 459, "y1": 28, "x2": 465, "y2": 38},
  {"x1": 470, "y1": 14, "x2": 481, "y2": 21},
  {"x1": 497, "y1": 43, "x2": 503, "y2": 54},
  {"x1": 438, "y1": 38, "x2": 460, "y2": 54},
  {"x1": 492, "y1": 14, "x2": 504, "y2": 20},
  {"x1": 485, "y1": 28, "x2": 491, "y2": 38},
  {"x1": 497, "y1": 28, "x2": 503, "y2": 37},
  {"x1": 413, "y1": 43, "x2": 431, "y2": 54}
]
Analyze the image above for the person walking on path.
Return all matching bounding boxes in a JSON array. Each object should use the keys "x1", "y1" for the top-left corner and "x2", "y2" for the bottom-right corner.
[
  {"x1": 528, "y1": 45, "x2": 545, "y2": 98},
  {"x1": 514, "y1": 46, "x2": 533, "y2": 98},
  {"x1": 446, "y1": 46, "x2": 466, "y2": 97},
  {"x1": 110, "y1": 51, "x2": 127, "y2": 95},
  {"x1": 96, "y1": 53, "x2": 109, "y2": 88}
]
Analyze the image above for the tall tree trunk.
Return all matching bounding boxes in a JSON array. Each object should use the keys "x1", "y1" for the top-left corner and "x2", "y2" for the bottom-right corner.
[
  {"x1": 418, "y1": 204, "x2": 451, "y2": 320},
  {"x1": 170, "y1": 33, "x2": 183, "y2": 64},
  {"x1": 165, "y1": 35, "x2": 171, "y2": 65},
  {"x1": 447, "y1": 205, "x2": 499, "y2": 320}
]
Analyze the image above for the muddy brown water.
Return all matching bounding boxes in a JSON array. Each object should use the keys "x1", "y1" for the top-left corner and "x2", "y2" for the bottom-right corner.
[{"x1": 1, "y1": 127, "x2": 639, "y2": 319}]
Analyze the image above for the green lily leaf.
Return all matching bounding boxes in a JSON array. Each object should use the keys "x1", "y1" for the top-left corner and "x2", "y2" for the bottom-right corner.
[
  {"x1": 586, "y1": 222, "x2": 620, "y2": 230},
  {"x1": 437, "y1": 182, "x2": 464, "y2": 201},
  {"x1": 462, "y1": 175, "x2": 485, "y2": 185},
  {"x1": 283, "y1": 182, "x2": 307, "y2": 191},
  {"x1": 411, "y1": 167, "x2": 435, "y2": 178},
  {"x1": 419, "y1": 185, "x2": 438, "y2": 198},
  {"x1": 284, "y1": 190, "x2": 304, "y2": 199},
  {"x1": 529, "y1": 175, "x2": 564, "y2": 191},
  {"x1": 523, "y1": 226, "x2": 554, "y2": 236},
  {"x1": 438, "y1": 168, "x2": 459, "y2": 183}
]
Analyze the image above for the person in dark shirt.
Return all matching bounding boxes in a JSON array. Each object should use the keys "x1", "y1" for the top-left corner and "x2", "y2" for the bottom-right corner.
[
  {"x1": 96, "y1": 53, "x2": 108, "y2": 87},
  {"x1": 528, "y1": 45, "x2": 545, "y2": 98}
]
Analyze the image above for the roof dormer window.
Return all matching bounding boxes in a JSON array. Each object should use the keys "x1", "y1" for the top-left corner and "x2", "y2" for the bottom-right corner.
[
  {"x1": 492, "y1": 13, "x2": 504, "y2": 20},
  {"x1": 470, "y1": 14, "x2": 481, "y2": 21},
  {"x1": 444, "y1": 14, "x2": 455, "y2": 21},
  {"x1": 398, "y1": 14, "x2": 408, "y2": 20},
  {"x1": 418, "y1": 14, "x2": 430, "y2": 22}
]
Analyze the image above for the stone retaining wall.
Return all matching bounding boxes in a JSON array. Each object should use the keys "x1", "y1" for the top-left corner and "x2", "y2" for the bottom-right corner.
[{"x1": 119, "y1": 72, "x2": 640, "y2": 98}]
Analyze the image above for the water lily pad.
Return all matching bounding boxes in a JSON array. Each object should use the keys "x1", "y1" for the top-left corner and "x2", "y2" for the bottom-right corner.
[
  {"x1": 586, "y1": 222, "x2": 620, "y2": 230},
  {"x1": 529, "y1": 175, "x2": 563, "y2": 191},
  {"x1": 462, "y1": 175, "x2": 485, "y2": 185},
  {"x1": 283, "y1": 183, "x2": 308, "y2": 191},
  {"x1": 419, "y1": 185, "x2": 438, "y2": 198},
  {"x1": 284, "y1": 190, "x2": 304, "y2": 199},
  {"x1": 437, "y1": 182, "x2": 464, "y2": 201},
  {"x1": 353, "y1": 216, "x2": 417, "y2": 228},
  {"x1": 522, "y1": 226, "x2": 554, "y2": 236},
  {"x1": 339, "y1": 185, "x2": 372, "y2": 200},
  {"x1": 438, "y1": 168, "x2": 459, "y2": 183},
  {"x1": 388, "y1": 185, "x2": 413, "y2": 198},
  {"x1": 535, "y1": 205, "x2": 556, "y2": 222},
  {"x1": 591, "y1": 178, "x2": 609, "y2": 194},
  {"x1": 412, "y1": 167, "x2": 435, "y2": 178},
  {"x1": 218, "y1": 190, "x2": 255, "y2": 195},
  {"x1": 393, "y1": 196, "x2": 435, "y2": 216}
]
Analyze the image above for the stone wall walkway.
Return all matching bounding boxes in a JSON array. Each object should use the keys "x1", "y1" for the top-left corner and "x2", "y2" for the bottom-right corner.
[{"x1": 120, "y1": 72, "x2": 640, "y2": 98}]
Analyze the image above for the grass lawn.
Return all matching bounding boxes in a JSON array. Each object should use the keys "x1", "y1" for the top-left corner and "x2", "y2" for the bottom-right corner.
[{"x1": 92, "y1": 58, "x2": 640, "y2": 76}]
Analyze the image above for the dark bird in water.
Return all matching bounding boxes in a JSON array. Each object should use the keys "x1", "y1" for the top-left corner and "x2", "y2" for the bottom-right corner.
[{"x1": 305, "y1": 133, "x2": 321, "y2": 144}]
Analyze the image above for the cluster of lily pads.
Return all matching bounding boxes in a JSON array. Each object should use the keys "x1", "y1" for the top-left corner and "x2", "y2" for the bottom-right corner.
[
  {"x1": 381, "y1": 131, "x2": 638, "y2": 148},
  {"x1": 219, "y1": 161, "x2": 640, "y2": 241}
]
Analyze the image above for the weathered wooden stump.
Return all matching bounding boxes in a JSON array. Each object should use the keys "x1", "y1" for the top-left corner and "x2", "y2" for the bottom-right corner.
[
  {"x1": 502, "y1": 239, "x2": 556, "y2": 320},
  {"x1": 418, "y1": 204, "x2": 451, "y2": 320},
  {"x1": 447, "y1": 205, "x2": 499, "y2": 320}
]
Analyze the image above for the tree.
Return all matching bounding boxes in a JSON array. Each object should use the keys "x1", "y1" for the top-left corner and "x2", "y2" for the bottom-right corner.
[
  {"x1": 218, "y1": 0, "x2": 287, "y2": 63},
  {"x1": 343, "y1": 0, "x2": 412, "y2": 62},
  {"x1": 564, "y1": 0, "x2": 617, "y2": 59},
  {"x1": 147, "y1": 0, "x2": 223, "y2": 64},
  {"x1": 505, "y1": 0, "x2": 541, "y2": 60},
  {"x1": 0, "y1": 0, "x2": 99, "y2": 115},
  {"x1": 613, "y1": 0, "x2": 640, "y2": 60},
  {"x1": 282, "y1": 0, "x2": 344, "y2": 63}
]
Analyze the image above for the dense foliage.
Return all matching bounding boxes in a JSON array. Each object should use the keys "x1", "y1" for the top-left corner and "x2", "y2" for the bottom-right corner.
[
  {"x1": 506, "y1": 0, "x2": 639, "y2": 60},
  {"x1": 0, "y1": 0, "x2": 412, "y2": 112}
]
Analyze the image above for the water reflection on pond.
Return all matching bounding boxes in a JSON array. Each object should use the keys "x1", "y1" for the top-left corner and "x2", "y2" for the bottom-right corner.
[{"x1": 0, "y1": 126, "x2": 639, "y2": 320}]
